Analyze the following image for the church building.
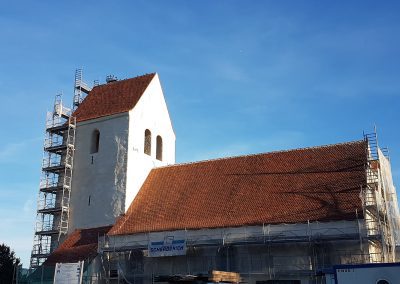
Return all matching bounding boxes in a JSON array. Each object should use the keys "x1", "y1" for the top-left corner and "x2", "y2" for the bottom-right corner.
[{"x1": 30, "y1": 71, "x2": 400, "y2": 284}]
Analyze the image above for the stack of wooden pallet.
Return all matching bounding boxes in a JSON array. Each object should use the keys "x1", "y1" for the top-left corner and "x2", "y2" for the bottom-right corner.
[{"x1": 209, "y1": 270, "x2": 241, "y2": 283}]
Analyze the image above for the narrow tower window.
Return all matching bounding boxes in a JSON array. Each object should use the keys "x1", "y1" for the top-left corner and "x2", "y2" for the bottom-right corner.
[
  {"x1": 156, "y1": 135, "x2": 163, "y2": 161},
  {"x1": 144, "y1": 129, "x2": 151, "y2": 155},
  {"x1": 91, "y1": 129, "x2": 100, "y2": 153}
]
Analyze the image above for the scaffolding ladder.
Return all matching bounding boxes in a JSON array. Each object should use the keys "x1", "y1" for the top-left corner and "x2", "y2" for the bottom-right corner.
[
  {"x1": 30, "y1": 95, "x2": 76, "y2": 269},
  {"x1": 73, "y1": 68, "x2": 92, "y2": 110}
]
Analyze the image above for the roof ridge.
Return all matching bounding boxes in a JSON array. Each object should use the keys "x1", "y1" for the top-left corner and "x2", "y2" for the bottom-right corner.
[
  {"x1": 93, "y1": 72, "x2": 156, "y2": 89},
  {"x1": 155, "y1": 139, "x2": 366, "y2": 169}
]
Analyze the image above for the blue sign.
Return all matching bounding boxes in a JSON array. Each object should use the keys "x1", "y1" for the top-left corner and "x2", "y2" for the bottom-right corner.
[{"x1": 148, "y1": 235, "x2": 186, "y2": 257}]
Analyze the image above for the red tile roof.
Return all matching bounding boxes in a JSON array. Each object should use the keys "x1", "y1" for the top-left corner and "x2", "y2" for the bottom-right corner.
[
  {"x1": 73, "y1": 73, "x2": 156, "y2": 122},
  {"x1": 109, "y1": 141, "x2": 367, "y2": 235},
  {"x1": 45, "y1": 226, "x2": 112, "y2": 265}
]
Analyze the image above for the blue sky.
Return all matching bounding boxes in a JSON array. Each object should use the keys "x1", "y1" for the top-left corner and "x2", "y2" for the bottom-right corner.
[{"x1": 0, "y1": 1, "x2": 399, "y2": 267}]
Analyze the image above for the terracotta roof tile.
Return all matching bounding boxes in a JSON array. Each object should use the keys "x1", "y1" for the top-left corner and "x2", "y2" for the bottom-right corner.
[
  {"x1": 45, "y1": 226, "x2": 112, "y2": 265},
  {"x1": 109, "y1": 140, "x2": 367, "y2": 235},
  {"x1": 73, "y1": 73, "x2": 156, "y2": 122}
]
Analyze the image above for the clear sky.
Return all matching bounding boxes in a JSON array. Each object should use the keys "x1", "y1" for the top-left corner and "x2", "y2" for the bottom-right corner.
[{"x1": 0, "y1": 0, "x2": 399, "y2": 267}]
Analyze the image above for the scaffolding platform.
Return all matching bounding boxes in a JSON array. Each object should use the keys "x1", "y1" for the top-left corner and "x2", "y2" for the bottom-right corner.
[
  {"x1": 46, "y1": 124, "x2": 69, "y2": 133},
  {"x1": 42, "y1": 165, "x2": 68, "y2": 173},
  {"x1": 38, "y1": 207, "x2": 62, "y2": 214},
  {"x1": 44, "y1": 144, "x2": 67, "y2": 153},
  {"x1": 30, "y1": 253, "x2": 50, "y2": 259},
  {"x1": 39, "y1": 185, "x2": 64, "y2": 193},
  {"x1": 35, "y1": 230, "x2": 59, "y2": 236}
]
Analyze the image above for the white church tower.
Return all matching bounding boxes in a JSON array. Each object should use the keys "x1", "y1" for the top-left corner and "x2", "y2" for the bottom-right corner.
[
  {"x1": 30, "y1": 71, "x2": 175, "y2": 267},
  {"x1": 69, "y1": 73, "x2": 176, "y2": 230}
]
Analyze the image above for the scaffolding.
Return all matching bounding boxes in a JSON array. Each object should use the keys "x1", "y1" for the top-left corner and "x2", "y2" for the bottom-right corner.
[
  {"x1": 30, "y1": 95, "x2": 76, "y2": 269},
  {"x1": 363, "y1": 129, "x2": 396, "y2": 263},
  {"x1": 97, "y1": 221, "x2": 375, "y2": 283},
  {"x1": 30, "y1": 69, "x2": 94, "y2": 269}
]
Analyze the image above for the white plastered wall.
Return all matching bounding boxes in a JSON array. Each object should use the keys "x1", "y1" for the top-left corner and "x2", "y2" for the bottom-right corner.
[
  {"x1": 125, "y1": 73, "x2": 176, "y2": 210},
  {"x1": 68, "y1": 113, "x2": 129, "y2": 232}
]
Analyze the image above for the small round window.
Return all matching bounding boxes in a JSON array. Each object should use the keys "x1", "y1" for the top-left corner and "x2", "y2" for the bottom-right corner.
[{"x1": 376, "y1": 279, "x2": 389, "y2": 284}]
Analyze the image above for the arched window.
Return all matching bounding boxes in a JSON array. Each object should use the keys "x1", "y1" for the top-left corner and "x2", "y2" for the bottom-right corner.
[
  {"x1": 144, "y1": 129, "x2": 151, "y2": 155},
  {"x1": 91, "y1": 129, "x2": 100, "y2": 153},
  {"x1": 156, "y1": 135, "x2": 163, "y2": 161}
]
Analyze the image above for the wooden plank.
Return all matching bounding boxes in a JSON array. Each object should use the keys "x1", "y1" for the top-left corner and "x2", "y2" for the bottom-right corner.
[{"x1": 209, "y1": 270, "x2": 240, "y2": 283}]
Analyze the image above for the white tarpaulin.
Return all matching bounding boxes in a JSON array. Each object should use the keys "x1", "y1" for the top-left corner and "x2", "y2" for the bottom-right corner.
[
  {"x1": 148, "y1": 230, "x2": 186, "y2": 257},
  {"x1": 379, "y1": 149, "x2": 400, "y2": 245},
  {"x1": 53, "y1": 261, "x2": 84, "y2": 284}
]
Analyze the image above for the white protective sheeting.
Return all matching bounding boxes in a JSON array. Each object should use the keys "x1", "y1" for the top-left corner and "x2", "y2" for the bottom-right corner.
[{"x1": 379, "y1": 148, "x2": 400, "y2": 245}]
